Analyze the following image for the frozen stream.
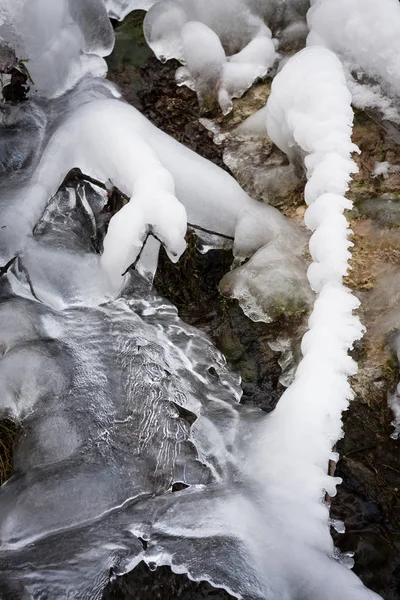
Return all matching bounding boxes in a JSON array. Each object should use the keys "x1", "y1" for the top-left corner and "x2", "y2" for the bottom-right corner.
[{"x1": 1, "y1": 0, "x2": 397, "y2": 598}]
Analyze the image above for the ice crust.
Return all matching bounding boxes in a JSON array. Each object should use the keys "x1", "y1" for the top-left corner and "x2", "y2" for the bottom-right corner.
[{"x1": 0, "y1": 2, "x2": 387, "y2": 600}]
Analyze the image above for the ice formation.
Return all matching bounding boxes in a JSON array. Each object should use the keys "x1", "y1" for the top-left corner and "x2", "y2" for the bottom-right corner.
[
  {"x1": 1, "y1": 83, "x2": 306, "y2": 311},
  {"x1": 0, "y1": 0, "x2": 116, "y2": 98},
  {"x1": 0, "y1": 2, "x2": 389, "y2": 600},
  {"x1": 389, "y1": 334, "x2": 400, "y2": 440},
  {"x1": 143, "y1": 0, "x2": 278, "y2": 114},
  {"x1": 307, "y1": 0, "x2": 400, "y2": 122},
  {"x1": 259, "y1": 43, "x2": 381, "y2": 596}
]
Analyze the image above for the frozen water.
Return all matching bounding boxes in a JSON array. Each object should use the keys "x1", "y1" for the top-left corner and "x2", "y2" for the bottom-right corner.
[
  {"x1": 0, "y1": 172, "x2": 379, "y2": 599},
  {"x1": 144, "y1": 0, "x2": 277, "y2": 113},
  {"x1": 0, "y1": 0, "x2": 114, "y2": 98},
  {"x1": 0, "y1": 2, "x2": 385, "y2": 600},
  {"x1": 1, "y1": 75, "x2": 307, "y2": 315}
]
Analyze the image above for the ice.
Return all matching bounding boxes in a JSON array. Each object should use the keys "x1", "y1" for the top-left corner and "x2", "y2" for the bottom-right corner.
[
  {"x1": 373, "y1": 160, "x2": 400, "y2": 179},
  {"x1": 254, "y1": 42, "x2": 378, "y2": 600},
  {"x1": 101, "y1": 180, "x2": 187, "y2": 292},
  {"x1": 2, "y1": 81, "x2": 307, "y2": 315},
  {"x1": 307, "y1": 0, "x2": 400, "y2": 121},
  {"x1": 0, "y1": 3, "x2": 385, "y2": 600},
  {"x1": 389, "y1": 333, "x2": 400, "y2": 440},
  {"x1": 0, "y1": 0, "x2": 114, "y2": 98},
  {"x1": 144, "y1": 0, "x2": 277, "y2": 114},
  {"x1": 266, "y1": 47, "x2": 358, "y2": 217},
  {"x1": 105, "y1": 0, "x2": 160, "y2": 21},
  {"x1": 0, "y1": 183, "x2": 381, "y2": 597}
]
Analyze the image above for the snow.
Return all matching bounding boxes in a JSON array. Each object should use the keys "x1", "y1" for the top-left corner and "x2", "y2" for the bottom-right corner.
[
  {"x1": 373, "y1": 161, "x2": 400, "y2": 179},
  {"x1": 261, "y1": 44, "x2": 377, "y2": 599},
  {"x1": 1, "y1": 84, "x2": 304, "y2": 309},
  {"x1": 373, "y1": 161, "x2": 391, "y2": 178},
  {"x1": 307, "y1": 0, "x2": 400, "y2": 121}
]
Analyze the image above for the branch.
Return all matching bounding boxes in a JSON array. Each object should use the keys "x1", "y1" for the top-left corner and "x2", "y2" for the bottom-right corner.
[
  {"x1": 0, "y1": 256, "x2": 17, "y2": 277},
  {"x1": 61, "y1": 170, "x2": 235, "y2": 242}
]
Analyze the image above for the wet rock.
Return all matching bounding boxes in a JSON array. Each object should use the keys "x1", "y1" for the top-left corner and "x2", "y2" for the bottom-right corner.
[{"x1": 104, "y1": 562, "x2": 233, "y2": 600}]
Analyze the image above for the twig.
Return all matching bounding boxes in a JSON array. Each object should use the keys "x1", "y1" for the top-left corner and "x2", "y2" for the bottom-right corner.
[
  {"x1": 187, "y1": 222, "x2": 234, "y2": 241},
  {"x1": 378, "y1": 463, "x2": 400, "y2": 475},
  {"x1": 62, "y1": 170, "x2": 235, "y2": 242},
  {"x1": 343, "y1": 444, "x2": 377, "y2": 458},
  {"x1": 122, "y1": 232, "x2": 151, "y2": 276},
  {"x1": 0, "y1": 255, "x2": 16, "y2": 277}
]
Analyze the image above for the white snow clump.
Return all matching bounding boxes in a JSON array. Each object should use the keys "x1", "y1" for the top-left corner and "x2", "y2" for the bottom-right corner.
[
  {"x1": 266, "y1": 46, "x2": 359, "y2": 288},
  {"x1": 262, "y1": 42, "x2": 367, "y2": 573},
  {"x1": 307, "y1": 0, "x2": 400, "y2": 122},
  {"x1": 5, "y1": 93, "x2": 304, "y2": 305}
]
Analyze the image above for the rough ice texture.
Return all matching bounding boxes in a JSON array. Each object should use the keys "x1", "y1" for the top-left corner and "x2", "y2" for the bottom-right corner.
[
  {"x1": 307, "y1": 0, "x2": 400, "y2": 122},
  {"x1": 389, "y1": 334, "x2": 400, "y2": 440},
  {"x1": 144, "y1": 0, "x2": 277, "y2": 114}
]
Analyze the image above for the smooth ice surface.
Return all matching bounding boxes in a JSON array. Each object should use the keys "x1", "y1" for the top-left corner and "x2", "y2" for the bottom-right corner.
[
  {"x1": 307, "y1": 0, "x2": 400, "y2": 122},
  {"x1": 4, "y1": 79, "x2": 307, "y2": 316}
]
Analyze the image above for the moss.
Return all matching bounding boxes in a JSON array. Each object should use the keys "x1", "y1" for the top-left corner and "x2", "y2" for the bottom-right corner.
[
  {"x1": 381, "y1": 352, "x2": 400, "y2": 392},
  {"x1": 218, "y1": 330, "x2": 244, "y2": 362},
  {"x1": 106, "y1": 11, "x2": 151, "y2": 72}
]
